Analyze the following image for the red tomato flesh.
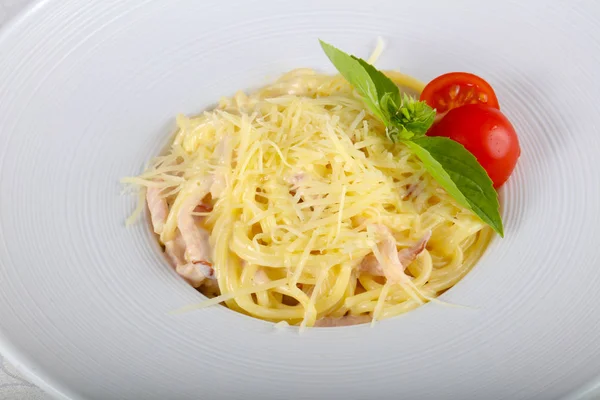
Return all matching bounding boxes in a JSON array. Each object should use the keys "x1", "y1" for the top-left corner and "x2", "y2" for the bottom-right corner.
[
  {"x1": 427, "y1": 104, "x2": 520, "y2": 188},
  {"x1": 420, "y1": 72, "x2": 500, "y2": 113}
]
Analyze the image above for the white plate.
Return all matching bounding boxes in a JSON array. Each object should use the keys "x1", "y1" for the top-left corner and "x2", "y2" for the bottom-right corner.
[{"x1": 1, "y1": 0, "x2": 600, "y2": 399}]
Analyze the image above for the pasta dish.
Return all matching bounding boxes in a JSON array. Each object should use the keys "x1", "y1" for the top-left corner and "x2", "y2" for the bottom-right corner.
[{"x1": 123, "y1": 40, "x2": 518, "y2": 328}]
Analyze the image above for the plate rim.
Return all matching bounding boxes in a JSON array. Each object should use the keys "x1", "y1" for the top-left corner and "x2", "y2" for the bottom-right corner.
[{"x1": 0, "y1": 0, "x2": 599, "y2": 399}]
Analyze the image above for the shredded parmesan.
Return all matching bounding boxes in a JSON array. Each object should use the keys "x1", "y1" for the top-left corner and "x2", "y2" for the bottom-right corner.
[
  {"x1": 173, "y1": 278, "x2": 289, "y2": 314},
  {"x1": 125, "y1": 64, "x2": 492, "y2": 327},
  {"x1": 367, "y1": 36, "x2": 385, "y2": 65}
]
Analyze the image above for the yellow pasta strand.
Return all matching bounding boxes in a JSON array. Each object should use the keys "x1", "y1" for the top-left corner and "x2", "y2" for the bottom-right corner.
[{"x1": 126, "y1": 67, "x2": 492, "y2": 327}]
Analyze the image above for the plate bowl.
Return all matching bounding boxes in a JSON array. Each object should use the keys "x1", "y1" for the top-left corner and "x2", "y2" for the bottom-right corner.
[{"x1": 0, "y1": 1, "x2": 599, "y2": 399}]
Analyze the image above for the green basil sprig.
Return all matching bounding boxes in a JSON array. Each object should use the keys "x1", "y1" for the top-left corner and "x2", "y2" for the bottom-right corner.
[{"x1": 320, "y1": 40, "x2": 503, "y2": 236}]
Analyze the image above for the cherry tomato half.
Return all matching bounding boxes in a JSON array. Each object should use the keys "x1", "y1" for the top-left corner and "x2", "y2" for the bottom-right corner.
[
  {"x1": 427, "y1": 104, "x2": 520, "y2": 188},
  {"x1": 420, "y1": 72, "x2": 500, "y2": 113}
]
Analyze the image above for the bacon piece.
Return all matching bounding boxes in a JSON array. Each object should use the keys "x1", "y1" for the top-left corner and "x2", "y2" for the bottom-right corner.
[
  {"x1": 398, "y1": 231, "x2": 432, "y2": 267},
  {"x1": 253, "y1": 268, "x2": 270, "y2": 285},
  {"x1": 176, "y1": 262, "x2": 214, "y2": 288},
  {"x1": 173, "y1": 179, "x2": 215, "y2": 286},
  {"x1": 146, "y1": 187, "x2": 168, "y2": 234},
  {"x1": 164, "y1": 230, "x2": 215, "y2": 288},
  {"x1": 359, "y1": 228, "x2": 431, "y2": 281},
  {"x1": 193, "y1": 204, "x2": 213, "y2": 213},
  {"x1": 164, "y1": 231, "x2": 186, "y2": 267},
  {"x1": 178, "y1": 181, "x2": 213, "y2": 267}
]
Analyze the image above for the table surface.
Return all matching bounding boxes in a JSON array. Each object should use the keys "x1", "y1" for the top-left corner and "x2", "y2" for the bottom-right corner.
[{"x1": 0, "y1": 3, "x2": 51, "y2": 398}]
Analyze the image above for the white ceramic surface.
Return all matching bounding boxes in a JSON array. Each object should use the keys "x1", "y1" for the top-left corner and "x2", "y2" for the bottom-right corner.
[
  {"x1": 0, "y1": 3, "x2": 49, "y2": 400},
  {"x1": 1, "y1": 1, "x2": 600, "y2": 399}
]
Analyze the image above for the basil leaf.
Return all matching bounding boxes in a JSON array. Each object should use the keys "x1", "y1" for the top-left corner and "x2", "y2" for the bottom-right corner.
[
  {"x1": 404, "y1": 136, "x2": 503, "y2": 236},
  {"x1": 386, "y1": 95, "x2": 436, "y2": 142},
  {"x1": 320, "y1": 41, "x2": 435, "y2": 142},
  {"x1": 393, "y1": 95, "x2": 436, "y2": 137},
  {"x1": 319, "y1": 40, "x2": 399, "y2": 125},
  {"x1": 353, "y1": 57, "x2": 402, "y2": 110},
  {"x1": 319, "y1": 40, "x2": 503, "y2": 235}
]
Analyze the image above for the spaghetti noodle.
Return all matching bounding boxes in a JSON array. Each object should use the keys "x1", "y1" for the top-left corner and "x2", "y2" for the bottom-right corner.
[{"x1": 124, "y1": 66, "x2": 492, "y2": 327}]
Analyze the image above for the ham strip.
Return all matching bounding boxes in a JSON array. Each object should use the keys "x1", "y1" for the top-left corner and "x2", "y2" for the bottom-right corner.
[
  {"x1": 147, "y1": 172, "x2": 224, "y2": 288},
  {"x1": 176, "y1": 263, "x2": 214, "y2": 288},
  {"x1": 178, "y1": 180, "x2": 213, "y2": 267},
  {"x1": 398, "y1": 231, "x2": 432, "y2": 267},
  {"x1": 146, "y1": 187, "x2": 168, "y2": 234},
  {"x1": 164, "y1": 231, "x2": 186, "y2": 267},
  {"x1": 359, "y1": 228, "x2": 431, "y2": 281},
  {"x1": 164, "y1": 230, "x2": 214, "y2": 288}
]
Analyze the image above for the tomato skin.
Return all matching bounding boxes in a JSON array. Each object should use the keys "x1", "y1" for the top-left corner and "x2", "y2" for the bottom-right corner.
[
  {"x1": 427, "y1": 104, "x2": 520, "y2": 188},
  {"x1": 420, "y1": 72, "x2": 500, "y2": 113}
]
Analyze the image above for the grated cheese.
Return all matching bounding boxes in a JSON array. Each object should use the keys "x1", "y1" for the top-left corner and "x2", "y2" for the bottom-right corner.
[{"x1": 124, "y1": 65, "x2": 492, "y2": 327}]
